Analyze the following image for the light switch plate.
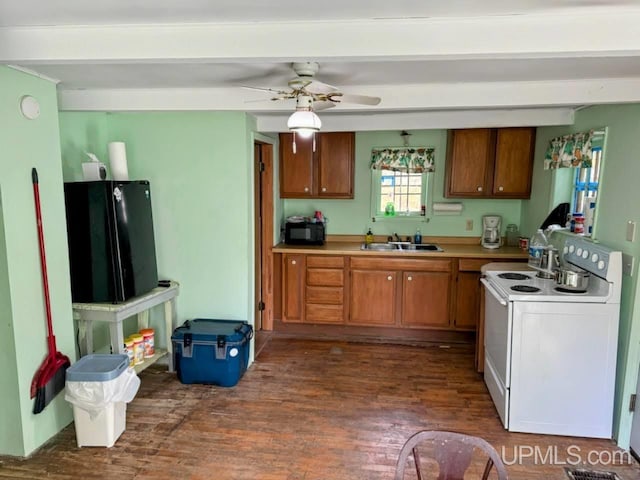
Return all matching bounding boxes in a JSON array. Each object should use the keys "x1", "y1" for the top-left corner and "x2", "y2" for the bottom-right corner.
[
  {"x1": 627, "y1": 221, "x2": 636, "y2": 242},
  {"x1": 622, "y1": 253, "x2": 634, "y2": 276},
  {"x1": 466, "y1": 219, "x2": 473, "y2": 231}
]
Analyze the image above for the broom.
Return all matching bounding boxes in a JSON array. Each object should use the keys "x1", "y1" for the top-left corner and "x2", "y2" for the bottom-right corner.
[{"x1": 30, "y1": 168, "x2": 71, "y2": 414}]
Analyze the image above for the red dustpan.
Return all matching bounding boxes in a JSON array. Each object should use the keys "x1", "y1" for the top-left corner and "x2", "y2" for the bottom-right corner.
[{"x1": 29, "y1": 168, "x2": 71, "y2": 414}]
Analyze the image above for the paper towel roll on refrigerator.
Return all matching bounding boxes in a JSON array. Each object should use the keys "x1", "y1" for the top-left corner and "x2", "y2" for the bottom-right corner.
[
  {"x1": 432, "y1": 202, "x2": 463, "y2": 215},
  {"x1": 108, "y1": 142, "x2": 129, "y2": 181}
]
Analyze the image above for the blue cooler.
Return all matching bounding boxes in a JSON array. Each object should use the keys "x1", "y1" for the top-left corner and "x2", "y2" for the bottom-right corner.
[{"x1": 171, "y1": 319, "x2": 253, "y2": 387}]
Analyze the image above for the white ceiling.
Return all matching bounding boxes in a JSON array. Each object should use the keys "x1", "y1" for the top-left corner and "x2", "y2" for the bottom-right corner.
[{"x1": 3, "y1": 0, "x2": 640, "y2": 131}]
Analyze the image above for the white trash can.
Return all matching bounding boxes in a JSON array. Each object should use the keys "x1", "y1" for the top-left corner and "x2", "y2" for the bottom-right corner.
[{"x1": 65, "y1": 354, "x2": 140, "y2": 447}]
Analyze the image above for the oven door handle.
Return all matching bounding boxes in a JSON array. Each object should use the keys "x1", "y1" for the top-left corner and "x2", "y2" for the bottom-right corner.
[{"x1": 480, "y1": 278, "x2": 508, "y2": 306}]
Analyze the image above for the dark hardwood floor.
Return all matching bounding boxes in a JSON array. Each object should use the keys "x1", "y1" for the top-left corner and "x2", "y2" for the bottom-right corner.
[{"x1": 1, "y1": 338, "x2": 638, "y2": 479}]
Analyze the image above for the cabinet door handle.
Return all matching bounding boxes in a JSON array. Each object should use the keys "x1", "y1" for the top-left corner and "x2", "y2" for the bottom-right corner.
[
  {"x1": 321, "y1": 187, "x2": 327, "y2": 192},
  {"x1": 387, "y1": 275, "x2": 393, "y2": 281},
  {"x1": 498, "y1": 186, "x2": 504, "y2": 192},
  {"x1": 477, "y1": 186, "x2": 483, "y2": 192},
  {"x1": 407, "y1": 276, "x2": 413, "y2": 281},
  {"x1": 304, "y1": 187, "x2": 309, "y2": 192},
  {"x1": 291, "y1": 260, "x2": 297, "y2": 265}
]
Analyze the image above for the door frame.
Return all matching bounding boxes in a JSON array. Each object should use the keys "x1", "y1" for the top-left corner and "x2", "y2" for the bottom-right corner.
[{"x1": 254, "y1": 139, "x2": 275, "y2": 331}]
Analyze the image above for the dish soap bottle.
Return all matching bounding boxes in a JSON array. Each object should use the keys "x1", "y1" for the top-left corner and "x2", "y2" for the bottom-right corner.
[
  {"x1": 365, "y1": 227, "x2": 374, "y2": 245},
  {"x1": 414, "y1": 228, "x2": 422, "y2": 245}
]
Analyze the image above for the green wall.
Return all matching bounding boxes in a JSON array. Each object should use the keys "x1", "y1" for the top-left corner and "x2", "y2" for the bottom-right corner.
[
  {"x1": 58, "y1": 111, "x2": 257, "y2": 352},
  {"x1": 522, "y1": 104, "x2": 640, "y2": 448},
  {"x1": 0, "y1": 66, "x2": 75, "y2": 456},
  {"x1": 284, "y1": 130, "x2": 523, "y2": 238}
]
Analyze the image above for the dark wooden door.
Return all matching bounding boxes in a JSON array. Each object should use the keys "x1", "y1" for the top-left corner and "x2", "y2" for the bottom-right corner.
[
  {"x1": 317, "y1": 132, "x2": 355, "y2": 198},
  {"x1": 349, "y1": 270, "x2": 396, "y2": 325},
  {"x1": 282, "y1": 254, "x2": 305, "y2": 322},
  {"x1": 279, "y1": 133, "x2": 314, "y2": 197},
  {"x1": 401, "y1": 272, "x2": 451, "y2": 327},
  {"x1": 493, "y1": 127, "x2": 535, "y2": 197},
  {"x1": 445, "y1": 128, "x2": 494, "y2": 197}
]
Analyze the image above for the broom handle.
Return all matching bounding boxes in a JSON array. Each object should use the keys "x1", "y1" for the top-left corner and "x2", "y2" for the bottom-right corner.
[{"x1": 32, "y1": 168, "x2": 57, "y2": 355}]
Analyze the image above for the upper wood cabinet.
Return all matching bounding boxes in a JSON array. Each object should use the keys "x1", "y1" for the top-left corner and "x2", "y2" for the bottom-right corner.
[
  {"x1": 279, "y1": 132, "x2": 355, "y2": 199},
  {"x1": 445, "y1": 127, "x2": 536, "y2": 199}
]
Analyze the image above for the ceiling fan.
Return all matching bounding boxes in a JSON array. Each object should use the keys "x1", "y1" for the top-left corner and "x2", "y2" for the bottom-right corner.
[{"x1": 242, "y1": 61, "x2": 382, "y2": 112}]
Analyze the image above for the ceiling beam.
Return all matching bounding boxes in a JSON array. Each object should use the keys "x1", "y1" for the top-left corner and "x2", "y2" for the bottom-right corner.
[
  {"x1": 57, "y1": 78, "x2": 640, "y2": 112},
  {"x1": 2, "y1": 12, "x2": 640, "y2": 64},
  {"x1": 254, "y1": 108, "x2": 576, "y2": 132}
]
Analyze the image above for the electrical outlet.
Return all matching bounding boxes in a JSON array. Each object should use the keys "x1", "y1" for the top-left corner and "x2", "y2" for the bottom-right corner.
[
  {"x1": 627, "y1": 221, "x2": 636, "y2": 242},
  {"x1": 622, "y1": 253, "x2": 635, "y2": 276},
  {"x1": 466, "y1": 219, "x2": 473, "y2": 231}
]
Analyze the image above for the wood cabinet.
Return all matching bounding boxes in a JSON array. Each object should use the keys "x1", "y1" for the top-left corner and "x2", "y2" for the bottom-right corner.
[
  {"x1": 279, "y1": 132, "x2": 355, "y2": 199},
  {"x1": 350, "y1": 269, "x2": 397, "y2": 326},
  {"x1": 349, "y1": 257, "x2": 452, "y2": 328},
  {"x1": 305, "y1": 255, "x2": 345, "y2": 324},
  {"x1": 454, "y1": 258, "x2": 491, "y2": 331},
  {"x1": 445, "y1": 127, "x2": 535, "y2": 199},
  {"x1": 402, "y1": 271, "x2": 451, "y2": 327},
  {"x1": 281, "y1": 254, "x2": 306, "y2": 323}
]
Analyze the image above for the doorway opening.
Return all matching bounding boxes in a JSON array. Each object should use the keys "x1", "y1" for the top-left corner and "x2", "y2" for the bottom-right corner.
[{"x1": 254, "y1": 140, "x2": 274, "y2": 357}]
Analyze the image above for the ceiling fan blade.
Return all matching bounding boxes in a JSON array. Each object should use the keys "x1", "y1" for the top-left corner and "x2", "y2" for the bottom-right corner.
[
  {"x1": 313, "y1": 101, "x2": 336, "y2": 111},
  {"x1": 338, "y1": 93, "x2": 382, "y2": 106},
  {"x1": 305, "y1": 80, "x2": 339, "y2": 94},
  {"x1": 241, "y1": 85, "x2": 291, "y2": 96}
]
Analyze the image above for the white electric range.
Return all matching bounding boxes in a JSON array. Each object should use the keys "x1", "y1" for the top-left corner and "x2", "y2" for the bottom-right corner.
[{"x1": 480, "y1": 236, "x2": 622, "y2": 438}]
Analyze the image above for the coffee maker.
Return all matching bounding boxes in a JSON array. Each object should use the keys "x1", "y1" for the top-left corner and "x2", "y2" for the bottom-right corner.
[{"x1": 481, "y1": 215, "x2": 502, "y2": 249}]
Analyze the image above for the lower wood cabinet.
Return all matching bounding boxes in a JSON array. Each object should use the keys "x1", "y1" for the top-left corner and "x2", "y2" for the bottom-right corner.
[
  {"x1": 349, "y1": 269, "x2": 397, "y2": 325},
  {"x1": 402, "y1": 271, "x2": 451, "y2": 327},
  {"x1": 280, "y1": 252, "x2": 523, "y2": 333},
  {"x1": 304, "y1": 255, "x2": 345, "y2": 324},
  {"x1": 282, "y1": 254, "x2": 306, "y2": 323},
  {"x1": 349, "y1": 257, "x2": 452, "y2": 328}
]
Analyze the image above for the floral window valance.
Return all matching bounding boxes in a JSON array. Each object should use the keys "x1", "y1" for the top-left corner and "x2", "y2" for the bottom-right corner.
[
  {"x1": 544, "y1": 130, "x2": 595, "y2": 169},
  {"x1": 371, "y1": 147, "x2": 435, "y2": 173}
]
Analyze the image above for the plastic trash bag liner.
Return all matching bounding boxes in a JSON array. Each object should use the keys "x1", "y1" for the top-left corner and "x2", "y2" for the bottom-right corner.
[{"x1": 65, "y1": 368, "x2": 140, "y2": 419}]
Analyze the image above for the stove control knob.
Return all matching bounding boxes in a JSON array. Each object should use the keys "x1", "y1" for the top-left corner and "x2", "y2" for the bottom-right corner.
[
  {"x1": 598, "y1": 260, "x2": 605, "y2": 270},
  {"x1": 569, "y1": 245, "x2": 575, "y2": 253},
  {"x1": 576, "y1": 247, "x2": 583, "y2": 256},
  {"x1": 563, "y1": 246, "x2": 569, "y2": 255},
  {"x1": 591, "y1": 253, "x2": 599, "y2": 263},
  {"x1": 582, "y1": 250, "x2": 589, "y2": 259}
]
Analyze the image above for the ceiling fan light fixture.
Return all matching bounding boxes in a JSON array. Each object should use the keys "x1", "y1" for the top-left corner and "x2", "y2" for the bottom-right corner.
[{"x1": 287, "y1": 110, "x2": 322, "y2": 138}]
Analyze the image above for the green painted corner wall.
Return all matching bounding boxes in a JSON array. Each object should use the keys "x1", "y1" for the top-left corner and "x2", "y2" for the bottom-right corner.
[
  {"x1": 283, "y1": 130, "x2": 523, "y2": 237},
  {"x1": 58, "y1": 111, "x2": 257, "y2": 355},
  {"x1": 0, "y1": 66, "x2": 75, "y2": 456},
  {"x1": 523, "y1": 103, "x2": 640, "y2": 448}
]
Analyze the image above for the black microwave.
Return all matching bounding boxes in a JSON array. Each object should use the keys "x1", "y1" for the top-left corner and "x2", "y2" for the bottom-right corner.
[{"x1": 285, "y1": 221, "x2": 325, "y2": 245}]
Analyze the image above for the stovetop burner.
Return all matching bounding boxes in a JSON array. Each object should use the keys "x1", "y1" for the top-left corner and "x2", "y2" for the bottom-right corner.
[
  {"x1": 498, "y1": 273, "x2": 532, "y2": 281},
  {"x1": 554, "y1": 287, "x2": 588, "y2": 294},
  {"x1": 511, "y1": 285, "x2": 541, "y2": 293}
]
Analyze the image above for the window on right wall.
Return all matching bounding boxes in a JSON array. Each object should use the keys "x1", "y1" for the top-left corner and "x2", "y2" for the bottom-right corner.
[{"x1": 572, "y1": 146, "x2": 601, "y2": 233}]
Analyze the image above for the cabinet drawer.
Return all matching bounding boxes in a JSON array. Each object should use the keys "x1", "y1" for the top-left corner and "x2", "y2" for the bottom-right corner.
[
  {"x1": 307, "y1": 255, "x2": 345, "y2": 268},
  {"x1": 306, "y1": 286, "x2": 343, "y2": 305},
  {"x1": 307, "y1": 268, "x2": 344, "y2": 286},
  {"x1": 458, "y1": 259, "x2": 492, "y2": 272},
  {"x1": 305, "y1": 304, "x2": 344, "y2": 323},
  {"x1": 350, "y1": 257, "x2": 451, "y2": 272}
]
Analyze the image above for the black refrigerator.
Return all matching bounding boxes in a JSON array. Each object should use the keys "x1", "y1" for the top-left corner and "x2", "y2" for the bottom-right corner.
[{"x1": 64, "y1": 180, "x2": 159, "y2": 303}]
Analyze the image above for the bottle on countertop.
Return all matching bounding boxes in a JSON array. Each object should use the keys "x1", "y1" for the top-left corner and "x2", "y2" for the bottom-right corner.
[
  {"x1": 528, "y1": 229, "x2": 548, "y2": 269},
  {"x1": 414, "y1": 228, "x2": 422, "y2": 245},
  {"x1": 365, "y1": 227, "x2": 374, "y2": 245}
]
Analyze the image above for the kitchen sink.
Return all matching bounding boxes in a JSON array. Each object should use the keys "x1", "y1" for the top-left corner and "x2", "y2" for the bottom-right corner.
[{"x1": 360, "y1": 242, "x2": 443, "y2": 252}]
